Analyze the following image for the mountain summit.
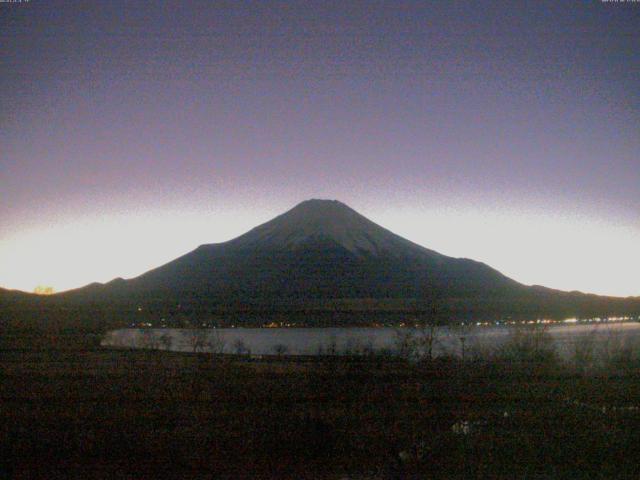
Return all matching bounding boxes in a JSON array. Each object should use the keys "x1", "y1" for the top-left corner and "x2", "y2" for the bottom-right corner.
[
  {"x1": 232, "y1": 199, "x2": 440, "y2": 258},
  {"x1": 81, "y1": 199, "x2": 522, "y2": 300}
]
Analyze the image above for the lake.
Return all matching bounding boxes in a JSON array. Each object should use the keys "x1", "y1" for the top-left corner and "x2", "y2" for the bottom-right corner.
[{"x1": 102, "y1": 321, "x2": 640, "y2": 359}]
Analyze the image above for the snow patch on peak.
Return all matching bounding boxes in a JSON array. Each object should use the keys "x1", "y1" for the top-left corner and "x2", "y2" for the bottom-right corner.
[{"x1": 233, "y1": 199, "x2": 440, "y2": 259}]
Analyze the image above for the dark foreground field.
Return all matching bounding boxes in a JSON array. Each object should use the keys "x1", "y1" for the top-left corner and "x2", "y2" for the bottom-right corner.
[{"x1": 2, "y1": 335, "x2": 640, "y2": 479}]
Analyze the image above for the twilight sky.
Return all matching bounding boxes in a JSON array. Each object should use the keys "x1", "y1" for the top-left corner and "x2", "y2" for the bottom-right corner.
[{"x1": 1, "y1": 0, "x2": 639, "y2": 296}]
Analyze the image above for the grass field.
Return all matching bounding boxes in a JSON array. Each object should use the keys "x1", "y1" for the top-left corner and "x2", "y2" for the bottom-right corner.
[{"x1": 2, "y1": 334, "x2": 640, "y2": 479}]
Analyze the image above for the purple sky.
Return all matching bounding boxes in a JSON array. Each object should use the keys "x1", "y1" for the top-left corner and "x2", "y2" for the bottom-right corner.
[{"x1": 1, "y1": 0, "x2": 639, "y2": 296}]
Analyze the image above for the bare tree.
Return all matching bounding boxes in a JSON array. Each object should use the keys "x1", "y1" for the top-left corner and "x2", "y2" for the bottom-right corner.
[
  {"x1": 449, "y1": 322, "x2": 471, "y2": 361},
  {"x1": 209, "y1": 329, "x2": 226, "y2": 354},
  {"x1": 410, "y1": 299, "x2": 446, "y2": 361},
  {"x1": 273, "y1": 343, "x2": 289, "y2": 357},
  {"x1": 344, "y1": 337, "x2": 359, "y2": 356},
  {"x1": 394, "y1": 328, "x2": 416, "y2": 359},
  {"x1": 414, "y1": 322, "x2": 441, "y2": 361},
  {"x1": 327, "y1": 335, "x2": 337, "y2": 355},
  {"x1": 362, "y1": 338, "x2": 375, "y2": 357},
  {"x1": 139, "y1": 328, "x2": 161, "y2": 350},
  {"x1": 233, "y1": 338, "x2": 249, "y2": 355},
  {"x1": 159, "y1": 332, "x2": 173, "y2": 351},
  {"x1": 496, "y1": 324, "x2": 557, "y2": 364},
  {"x1": 182, "y1": 329, "x2": 211, "y2": 353}
]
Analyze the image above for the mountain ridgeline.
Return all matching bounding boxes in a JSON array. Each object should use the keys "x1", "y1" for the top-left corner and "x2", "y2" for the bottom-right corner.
[
  {"x1": 2, "y1": 200, "x2": 639, "y2": 331},
  {"x1": 104, "y1": 199, "x2": 523, "y2": 299}
]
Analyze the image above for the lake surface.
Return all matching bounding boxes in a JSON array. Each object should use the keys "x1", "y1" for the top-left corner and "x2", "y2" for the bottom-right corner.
[{"x1": 102, "y1": 321, "x2": 640, "y2": 359}]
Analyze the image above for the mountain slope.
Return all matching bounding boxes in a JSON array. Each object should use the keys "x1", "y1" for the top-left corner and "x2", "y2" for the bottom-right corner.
[{"x1": 78, "y1": 199, "x2": 524, "y2": 300}]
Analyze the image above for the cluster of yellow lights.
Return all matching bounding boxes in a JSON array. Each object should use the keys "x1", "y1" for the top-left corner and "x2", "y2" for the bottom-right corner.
[{"x1": 265, "y1": 321, "x2": 297, "y2": 328}]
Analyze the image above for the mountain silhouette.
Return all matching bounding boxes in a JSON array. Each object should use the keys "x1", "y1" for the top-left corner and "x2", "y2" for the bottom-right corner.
[
  {"x1": 3, "y1": 200, "x2": 638, "y2": 331},
  {"x1": 78, "y1": 199, "x2": 524, "y2": 300}
]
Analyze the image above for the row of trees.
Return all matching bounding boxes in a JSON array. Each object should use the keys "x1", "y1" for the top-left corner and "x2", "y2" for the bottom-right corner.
[
  {"x1": 131, "y1": 322, "x2": 640, "y2": 369},
  {"x1": 137, "y1": 329, "x2": 226, "y2": 353},
  {"x1": 137, "y1": 328, "x2": 254, "y2": 355},
  {"x1": 137, "y1": 328, "x2": 297, "y2": 357}
]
